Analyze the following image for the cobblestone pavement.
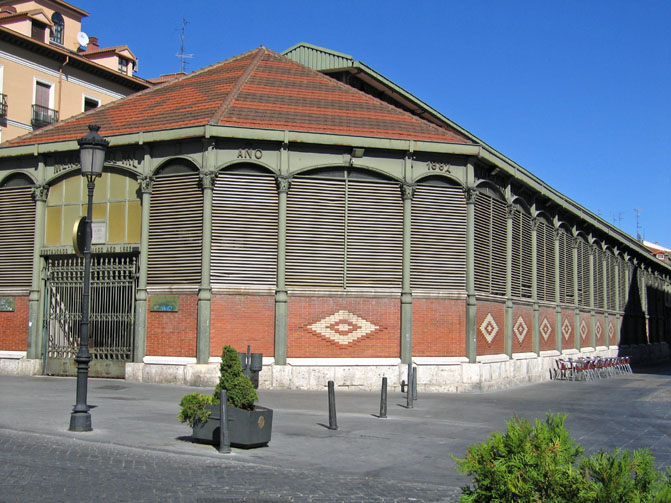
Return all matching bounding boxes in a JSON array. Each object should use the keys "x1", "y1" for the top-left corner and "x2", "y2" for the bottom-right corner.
[{"x1": 0, "y1": 428, "x2": 461, "y2": 503}]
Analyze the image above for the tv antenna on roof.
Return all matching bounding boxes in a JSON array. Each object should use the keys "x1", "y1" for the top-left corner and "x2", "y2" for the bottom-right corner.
[{"x1": 176, "y1": 18, "x2": 194, "y2": 73}]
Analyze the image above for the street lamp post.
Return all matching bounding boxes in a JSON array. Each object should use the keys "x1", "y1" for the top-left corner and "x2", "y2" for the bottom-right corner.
[{"x1": 69, "y1": 124, "x2": 108, "y2": 432}]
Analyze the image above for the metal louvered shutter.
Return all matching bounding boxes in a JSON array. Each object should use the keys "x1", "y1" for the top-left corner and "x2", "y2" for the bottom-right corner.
[
  {"x1": 286, "y1": 178, "x2": 345, "y2": 288},
  {"x1": 512, "y1": 210, "x2": 533, "y2": 299},
  {"x1": 347, "y1": 180, "x2": 402, "y2": 287},
  {"x1": 211, "y1": 173, "x2": 278, "y2": 286},
  {"x1": 618, "y1": 258, "x2": 627, "y2": 311},
  {"x1": 577, "y1": 239, "x2": 591, "y2": 308},
  {"x1": 606, "y1": 252, "x2": 615, "y2": 311},
  {"x1": 411, "y1": 184, "x2": 466, "y2": 290},
  {"x1": 490, "y1": 198, "x2": 507, "y2": 296},
  {"x1": 0, "y1": 187, "x2": 35, "y2": 287},
  {"x1": 147, "y1": 173, "x2": 203, "y2": 285},
  {"x1": 474, "y1": 194, "x2": 491, "y2": 293},
  {"x1": 537, "y1": 219, "x2": 556, "y2": 302},
  {"x1": 594, "y1": 247, "x2": 604, "y2": 309},
  {"x1": 558, "y1": 230, "x2": 575, "y2": 304}
]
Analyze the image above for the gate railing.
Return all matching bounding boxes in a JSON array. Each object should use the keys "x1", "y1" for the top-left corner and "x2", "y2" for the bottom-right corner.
[{"x1": 46, "y1": 255, "x2": 138, "y2": 361}]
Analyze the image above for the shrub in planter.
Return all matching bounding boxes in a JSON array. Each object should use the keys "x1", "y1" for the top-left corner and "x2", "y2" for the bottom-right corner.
[{"x1": 178, "y1": 345, "x2": 270, "y2": 448}]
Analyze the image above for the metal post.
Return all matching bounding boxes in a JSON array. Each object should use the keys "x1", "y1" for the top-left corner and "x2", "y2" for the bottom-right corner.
[
  {"x1": 69, "y1": 178, "x2": 95, "y2": 432},
  {"x1": 219, "y1": 389, "x2": 231, "y2": 453},
  {"x1": 379, "y1": 377, "x2": 387, "y2": 418},
  {"x1": 406, "y1": 363, "x2": 413, "y2": 409},
  {"x1": 327, "y1": 380, "x2": 338, "y2": 430},
  {"x1": 412, "y1": 366, "x2": 418, "y2": 401}
]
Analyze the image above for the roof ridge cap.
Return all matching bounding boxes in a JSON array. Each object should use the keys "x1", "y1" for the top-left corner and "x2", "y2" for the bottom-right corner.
[{"x1": 209, "y1": 47, "x2": 266, "y2": 125}]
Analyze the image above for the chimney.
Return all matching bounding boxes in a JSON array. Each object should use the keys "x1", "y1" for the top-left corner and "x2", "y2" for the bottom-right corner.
[
  {"x1": 87, "y1": 36, "x2": 99, "y2": 51},
  {"x1": 0, "y1": 5, "x2": 17, "y2": 14}
]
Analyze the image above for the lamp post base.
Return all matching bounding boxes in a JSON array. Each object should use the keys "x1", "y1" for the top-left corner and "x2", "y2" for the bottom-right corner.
[{"x1": 69, "y1": 411, "x2": 92, "y2": 432}]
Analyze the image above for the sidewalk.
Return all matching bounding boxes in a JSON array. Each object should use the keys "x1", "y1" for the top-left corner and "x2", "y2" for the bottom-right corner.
[{"x1": 1, "y1": 365, "x2": 671, "y2": 491}]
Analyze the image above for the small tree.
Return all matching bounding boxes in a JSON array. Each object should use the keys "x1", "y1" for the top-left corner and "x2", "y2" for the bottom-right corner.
[{"x1": 213, "y1": 345, "x2": 258, "y2": 411}]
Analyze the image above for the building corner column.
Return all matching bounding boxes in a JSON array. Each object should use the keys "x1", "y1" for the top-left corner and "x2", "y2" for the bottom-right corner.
[
  {"x1": 572, "y1": 235, "x2": 581, "y2": 351},
  {"x1": 554, "y1": 226, "x2": 562, "y2": 353},
  {"x1": 589, "y1": 240, "x2": 596, "y2": 349},
  {"x1": 134, "y1": 167, "x2": 153, "y2": 363},
  {"x1": 465, "y1": 170, "x2": 477, "y2": 363},
  {"x1": 504, "y1": 201, "x2": 513, "y2": 358},
  {"x1": 531, "y1": 215, "x2": 539, "y2": 355},
  {"x1": 197, "y1": 168, "x2": 215, "y2": 364},
  {"x1": 27, "y1": 176, "x2": 48, "y2": 362},
  {"x1": 274, "y1": 174, "x2": 291, "y2": 365},
  {"x1": 400, "y1": 181, "x2": 415, "y2": 364}
]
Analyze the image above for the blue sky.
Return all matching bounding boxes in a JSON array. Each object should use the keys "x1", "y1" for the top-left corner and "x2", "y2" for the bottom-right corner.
[{"x1": 77, "y1": 0, "x2": 670, "y2": 248}]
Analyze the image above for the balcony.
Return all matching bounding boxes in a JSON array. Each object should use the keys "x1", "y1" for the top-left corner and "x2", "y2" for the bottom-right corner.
[
  {"x1": 0, "y1": 94, "x2": 6, "y2": 118},
  {"x1": 31, "y1": 104, "x2": 59, "y2": 129}
]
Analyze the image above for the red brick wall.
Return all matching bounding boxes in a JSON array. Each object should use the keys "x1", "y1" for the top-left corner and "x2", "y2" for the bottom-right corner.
[
  {"x1": 477, "y1": 300, "x2": 505, "y2": 355},
  {"x1": 287, "y1": 296, "x2": 399, "y2": 357},
  {"x1": 146, "y1": 294, "x2": 197, "y2": 357},
  {"x1": 539, "y1": 307, "x2": 556, "y2": 352},
  {"x1": 210, "y1": 294, "x2": 275, "y2": 357},
  {"x1": 511, "y1": 304, "x2": 533, "y2": 353},
  {"x1": 0, "y1": 296, "x2": 28, "y2": 351},
  {"x1": 412, "y1": 298, "x2": 465, "y2": 356},
  {"x1": 561, "y1": 310, "x2": 575, "y2": 349}
]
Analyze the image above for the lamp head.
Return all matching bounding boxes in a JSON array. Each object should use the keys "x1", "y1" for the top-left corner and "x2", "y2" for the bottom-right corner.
[{"x1": 78, "y1": 125, "x2": 109, "y2": 178}]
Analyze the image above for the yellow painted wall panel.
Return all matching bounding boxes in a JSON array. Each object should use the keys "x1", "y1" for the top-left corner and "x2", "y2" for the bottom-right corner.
[
  {"x1": 108, "y1": 201, "x2": 125, "y2": 243},
  {"x1": 45, "y1": 206, "x2": 62, "y2": 246},
  {"x1": 127, "y1": 199, "x2": 141, "y2": 243}
]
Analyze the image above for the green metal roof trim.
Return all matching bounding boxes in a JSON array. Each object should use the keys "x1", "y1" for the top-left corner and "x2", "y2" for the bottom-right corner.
[{"x1": 282, "y1": 42, "x2": 354, "y2": 71}]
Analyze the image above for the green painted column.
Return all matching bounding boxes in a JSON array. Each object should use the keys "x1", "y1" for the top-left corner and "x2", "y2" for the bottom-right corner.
[
  {"x1": 589, "y1": 242, "x2": 596, "y2": 348},
  {"x1": 134, "y1": 166, "x2": 153, "y2": 363},
  {"x1": 505, "y1": 202, "x2": 513, "y2": 358},
  {"x1": 641, "y1": 267, "x2": 648, "y2": 344},
  {"x1": 465, "y1": 170, "x2": 477, "y2": 362},
  {"x1": 197, "y1": 170, "x2": 215, "y2": 364},
  {"x1": 613, "y1": 254, "x2": 620, "y2": 346},
  {"x1": 400, "y1": 182, "x2": 415, "y2": 364},
  {"x1": 554, "y1": 227, "x2": 562, "y2": 353},
  {"x1": 531, "y1": 216, "x2": 539, "y2": 355},
  {"x1": 602, "y1": 250, "x2": 608, "y2": 347},
  {"x1": 27, "y1": 171, "x2": 48, "y2": 361},
  {"x1": 274, "y1": 174, "x2": 291, "y2": 365},
  {"x1": 572, "y1": 235, "x2": 581, "y2": 351}
]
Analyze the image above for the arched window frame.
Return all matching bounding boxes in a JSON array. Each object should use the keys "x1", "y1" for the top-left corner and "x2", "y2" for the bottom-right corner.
[{"x1": 50, "y1": 12, "x2": 64, "y2": 45}]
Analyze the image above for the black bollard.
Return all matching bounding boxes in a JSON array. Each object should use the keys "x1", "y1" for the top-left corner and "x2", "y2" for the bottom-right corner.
[
  {"x1": 406, "y1": 363, "x2": 413, "y2": 409},
  {"x1": 379, "y1": 377, "x2": 387, "y2": 418},
  {"x1": 412, "y1": 366, "x2": 418, "y2": 401},
  {"x1": 327, "y1": 380, "x2": 338, "y2": 430},
  {"x1": 219, "y1": 389, "x2": 231, "y2": 453}
]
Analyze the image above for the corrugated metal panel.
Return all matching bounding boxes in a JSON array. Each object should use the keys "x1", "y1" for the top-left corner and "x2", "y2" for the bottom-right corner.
[
  {"x1": 0, "y1": 186, "x2": 35, "y2": 287},
  {"x1": 286, "y1": 178, "x2": 345, "y2": 287},
  {"x1": 474, "y1": 193, "x2": 506, "y2": 296},
  {"x1": 411, "y1": 184, "x2": 466, "y2": 290},
  {"x1": 147, "y1": 173, "x2": 202, "y2": 285},
  {"x1": 618, "y1": 258, "x2": 628, "y2": 311},
  {"x1": 594, "y1": 247, "x2": 604, "y2": 309},
  {"x1": 512, "y1": 210, "x2": 533, "y2": 298},
  {"x1": 606, "y1": 252, "x2": 616, "y2": 311},
  {"x1": 347, "y1": 180, "x2": 402, "y2": 287},
  {"x1": 211, "y1": 173, "x2": 278, "y2": 286},
  {"x1": 283, "y1": 44, "x2": 354, "y2": 71}
]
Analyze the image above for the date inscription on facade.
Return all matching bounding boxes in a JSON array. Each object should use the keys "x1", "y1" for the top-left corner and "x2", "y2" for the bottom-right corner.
[{"x1": 427, "y1": 161, "x2": 451, "y2": 173}]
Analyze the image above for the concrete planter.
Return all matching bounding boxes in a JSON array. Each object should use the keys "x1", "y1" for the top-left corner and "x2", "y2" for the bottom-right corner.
[{"x1": 191, "y1": 404, "x2": 272, "y2": 449}]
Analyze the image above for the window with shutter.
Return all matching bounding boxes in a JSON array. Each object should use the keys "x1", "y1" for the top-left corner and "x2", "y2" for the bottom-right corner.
[
  {"x1": 147, "y1": 171, "x2": 202, "y2": 285},
  {"x1": 0, "y1": 184, "x2": 35, "y2": 287},
  {"x1": 474, "y1": 191, "x2": 506, "y2": 296},
  {"x1": 577, "y1": 237, "x2": 591, "y2": 308},
  {"x1": 211, "y1": 171, "x2": 278, "y2": 287},
  {"x1": 411, "y1": 181, "x2": 466, "y2": 290}
]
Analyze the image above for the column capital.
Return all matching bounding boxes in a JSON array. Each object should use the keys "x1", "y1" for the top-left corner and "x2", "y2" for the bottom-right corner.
[
  {"x1": 275, "y1": 175, "x2": 292, "y2": 194},
  {"x1": 506, "y1": 202, "x2": 515, "y2": 219},
  {"x1": 32, "y1": 184, "x2": 49, "y2": 202},
  {"x1": 137, "y1": 175, "x2": 155, "y2": 194},
  {"x1": 400, "y1": 182, "x2": 416, "y2": 201},
  {"x1": 199, "y1": 171, "x2": 216, "y2": 190},
  {"x1": 464, "y1": 186, "x2": 478, "y2": 204}
]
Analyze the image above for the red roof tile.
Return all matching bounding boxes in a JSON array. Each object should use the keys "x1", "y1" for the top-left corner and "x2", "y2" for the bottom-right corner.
[{"x1": 2, "y1": 47, "x2": 472, "y2": 147}]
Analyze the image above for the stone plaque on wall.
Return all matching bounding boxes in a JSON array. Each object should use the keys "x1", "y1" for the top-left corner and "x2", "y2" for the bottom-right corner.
[
  {"x1": 0, "y1": 297, "x2": 15, "y2": 312},
  {"x1": 150, "y1": 296, "x2": 179, "y2": 312}
]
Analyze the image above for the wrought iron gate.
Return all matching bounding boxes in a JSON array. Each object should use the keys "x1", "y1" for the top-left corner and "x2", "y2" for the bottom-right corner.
[{"x1": 45, "y1": 255, "x2": 138, "y2": 378}]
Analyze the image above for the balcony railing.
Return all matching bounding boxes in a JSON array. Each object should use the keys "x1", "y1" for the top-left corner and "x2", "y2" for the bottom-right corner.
[
  {"x1": 0, "y1": 93, "x2": 7, "y2": 118},
  {"x1": 32, "y1": 104, "x2": 59, "y2": 128}
]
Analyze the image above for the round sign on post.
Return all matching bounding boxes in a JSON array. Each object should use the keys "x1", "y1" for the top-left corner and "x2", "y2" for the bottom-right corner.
[{"x1": 73, "y1": 217, "x2": 87, "y2": 257}]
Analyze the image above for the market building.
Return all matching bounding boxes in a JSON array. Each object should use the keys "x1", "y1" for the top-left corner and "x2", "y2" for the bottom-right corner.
[{"x1": 0, "y1": 44, "x2": 669, "y2": 391}]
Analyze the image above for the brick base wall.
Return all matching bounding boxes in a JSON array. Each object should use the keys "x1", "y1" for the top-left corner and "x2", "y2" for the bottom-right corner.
[
  {"x1": 412, "y1": 298, "x2": 465, "y2": 356},
  {"x1": 539, "y1": 307, "x2": 556, "y2": 352},
  {"x1": 287, "y1": 296, "x2": 399, "y2": 358},
  {"x1": 210, "y1": 294, "x2": 275, "y2": 357},
  {"x1": 146, "y1": 294, "x2": 197, "y2": 357},
  {"x1": 0, "y1": 296, "x2": 28, "y2": 351},
  {"x1": 477, "y1": 300, "x2": 506, "y2": 355}
]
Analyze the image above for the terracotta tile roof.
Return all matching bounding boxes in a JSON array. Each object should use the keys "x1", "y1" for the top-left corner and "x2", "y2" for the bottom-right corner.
[{"x1": 2, "y1": 47, "x2": 472, "y2": 147}]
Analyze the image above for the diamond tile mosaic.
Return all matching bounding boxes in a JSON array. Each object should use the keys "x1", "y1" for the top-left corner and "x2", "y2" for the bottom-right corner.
[
  {"x1": 608, "y1": 322, "x2": 615, "y2": 339},
  {"x1": 540, "y1": 317, "x2": 552, "y2": 342},
  {"x1": 480, "y1": 313, "x2": 499, "y2": 344},
  {"x1": 580, "y1": 320, "x2": 588, "y2": 340},
  {"x1": 595, "y1": 321, "x2": 602, "y2": 339},
  {"x1": 513, "y1": 316, "x2": 528, "y2": 343},
  {"x1": 562, "y1": 318, "x2": 572, "y2": 340},
  {"x1": 308, "y1": 310, "x2": 379, "y2": 345}
]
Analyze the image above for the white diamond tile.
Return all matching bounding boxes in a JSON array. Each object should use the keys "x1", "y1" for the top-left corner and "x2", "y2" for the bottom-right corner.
[
  {"x1": 513, "y1": 316, "x2": 528, "y2": 343},
  {"x1": 480, "y1": 313, "x2": 499, "y2": 344},
  {"x1": 308, "y1": 310, "x2": 379, "y2": 345},
  {"x1": 540, "y1": 317, "x2": 552, "y2": 342}
]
